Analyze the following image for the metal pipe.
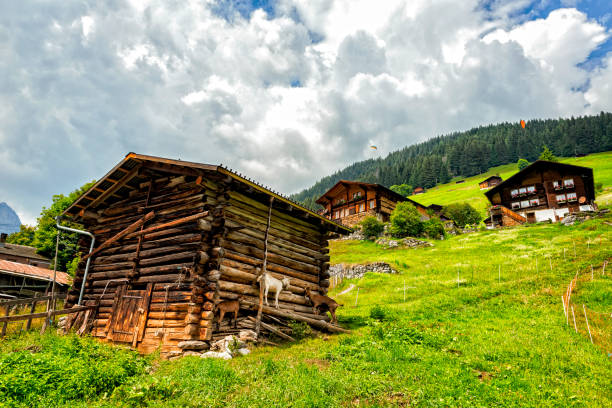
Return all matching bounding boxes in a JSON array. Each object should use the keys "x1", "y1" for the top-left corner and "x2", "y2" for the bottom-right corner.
[{"x1": 55, "y1": 216, "x2": 95, "y2": 306}]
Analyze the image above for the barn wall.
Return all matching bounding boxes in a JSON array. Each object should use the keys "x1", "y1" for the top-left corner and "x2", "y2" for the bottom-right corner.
[
  {"x1": 66, "y1": 175, "x2": 223, "y2": 357},
  {"x1": 210, "y1": 189, "x2": 331, "y2": 340}
]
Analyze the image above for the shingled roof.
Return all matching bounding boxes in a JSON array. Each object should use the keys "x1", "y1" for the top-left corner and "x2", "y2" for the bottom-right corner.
[
  {"x1": 0, "y1": 259, "x2": 71, "y2": 285},
  {"x1": 63, "y1": 153, "x2": 350, "y2": 234},
  {"x1": 0, "y1": 243, "x2": 50, "y2": 262}
]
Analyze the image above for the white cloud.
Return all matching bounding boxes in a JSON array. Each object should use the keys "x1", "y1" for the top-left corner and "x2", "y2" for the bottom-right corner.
[{"x1": 0, "y1": 1, "x2": 610, "y2": 223}]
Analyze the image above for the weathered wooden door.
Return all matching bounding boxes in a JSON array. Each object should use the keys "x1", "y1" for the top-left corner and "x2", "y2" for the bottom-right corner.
[{"x1": 105, "y1": 283, "x2": 153, "y2": 346}]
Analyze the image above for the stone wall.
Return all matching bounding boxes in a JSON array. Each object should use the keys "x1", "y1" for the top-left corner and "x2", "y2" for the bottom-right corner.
[
  {"x1": 339, "y1": 209, "x2": 381, "y2": 228},
  {"x1": 329, "y1": 262, "x2": 398, "y2": 280}
]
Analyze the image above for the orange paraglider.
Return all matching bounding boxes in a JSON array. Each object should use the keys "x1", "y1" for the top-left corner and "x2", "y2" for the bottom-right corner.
[{"x1": 520, "y1": 120, "x2": 526, "y2": 129}]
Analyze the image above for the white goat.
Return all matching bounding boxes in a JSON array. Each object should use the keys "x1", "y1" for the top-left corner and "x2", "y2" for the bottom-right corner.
[{"x1": 256, "y1": 272, "x2": 291, "y2": 308}]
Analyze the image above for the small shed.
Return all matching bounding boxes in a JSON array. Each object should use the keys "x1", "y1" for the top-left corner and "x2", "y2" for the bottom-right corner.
[
  {"x1": 413, "y1": 187, "x2": 425, "y2": 195},
  {"x1": 61, "y1": 153, "x2": 350, "y2": 358},
  {"x1": 0, "y1": 259, "x2": 71, "y2": 298},
  {"x1": 479, "y1": 175, "x2": 503, "y2": 190}
]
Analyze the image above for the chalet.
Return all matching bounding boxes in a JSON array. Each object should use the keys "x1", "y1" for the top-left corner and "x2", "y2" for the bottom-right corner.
[
  {"x1": 0, "y1": 235, "x2": 51, "y2": 268},
  {"x1": 61, "y1": 153, "x2": 350, "y2": 358},
  {"x1": 316, "y1": 181, "x2": 433, "y2": 227},
  {"x1": 413, "y1": 187, "x2": 425, "y2": 195},
  {"x1": 479, "y1": 175, "x2": 502, "y2": 190},
  {"x1": 0, "y1": 259, "x2": 70, "y2": 298},
  {"x1": 485, "y1": 161, "x2": 596, "y2": 226}
]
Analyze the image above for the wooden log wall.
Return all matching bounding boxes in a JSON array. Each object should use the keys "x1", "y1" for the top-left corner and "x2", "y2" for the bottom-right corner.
[
  {"x1": 65, "y1": 169, "x2": 338, "y2": 357},
  {"x1": 213, "y1": 189, "x2": 333, "y2": 339},
  {"x1": 66, "y1": 173, "x2": 221, "y2": 357}
]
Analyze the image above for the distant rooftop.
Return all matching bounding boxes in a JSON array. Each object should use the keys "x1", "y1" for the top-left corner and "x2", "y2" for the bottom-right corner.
[{"x1": 0, "y1": 242, "x2": 50, "y2": 262}]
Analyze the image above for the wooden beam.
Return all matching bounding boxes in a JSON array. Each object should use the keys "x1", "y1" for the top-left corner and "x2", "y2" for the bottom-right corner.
[
  {"x1": 82, "y1": 211, "x2": 155, "y2": 262},
  {"x1": 124, "y1": 211, "x2": 209, "y2": 239},
  {"x1": 88, "y1": 165, "x2": 142, "y2": 210},
  {"x1": 0, "y1": 305, "x2": 94, "y2": 323},
  {"x1": 142, "y1": 162, "x2": 202, "y2": 177}
]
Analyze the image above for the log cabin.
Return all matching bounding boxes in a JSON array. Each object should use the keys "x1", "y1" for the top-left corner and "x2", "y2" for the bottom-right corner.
[
  {"x1": 316, "y1": 180, "x2": 434, "y2": 227},
  {"x1": 484, "y1": 160, "x2": 596, "y2": 226},
  {"x1": 61, "y1": 153, "x2": 350, "y2": 358},
  {"x1": 478, "y1": 175, "x2": 502, "y2": 190}
]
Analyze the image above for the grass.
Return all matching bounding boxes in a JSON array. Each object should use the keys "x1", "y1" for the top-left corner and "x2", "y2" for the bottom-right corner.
[
  {"x1": 0, "y1": 214, "x2": 610, "y2": 407},
  {"x1": 411, "y1": 151, "x2": 612, "y2": 215}
]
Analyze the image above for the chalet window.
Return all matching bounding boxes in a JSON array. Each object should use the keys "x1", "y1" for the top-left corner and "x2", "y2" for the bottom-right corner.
[
  {"x1": 334, "y1": 211, "x2": 339, "y2": 219},
  {"x1": 527, "y1": 185, "x2": 536, "y2": 194},
  {"x1": 352, "y1": 192, "x2": 362, "y2": 199},
  {"x1": 511, "y1": 202, "x2": 520, "y2": 210},
  {"x1": 553, "y1": 180, "x2": 562, "y2": 190},
  {"x1": 564, "y1": 179, "x2": 574, "y2": 188},
  {"x1": 369, "y1": 200, "x2": 376, "y2": 209},
  {"x1": 556, "y1": 194, "x2": 566, "y2": 203},
  {"x1": 335, "y1": 198, "x2": 346, "y2": 205},
  {"x1": 519, "y1": 187, "x2": 527, "y2": 196},
  {"x1": 521, "y1": 200, "x2": 530, "y2": 208},
  {"x1": 530, "y1": 198, "x2": 539, "y2": 207},
  {"x1": 349, "y1": 207, "x2": 356, "y2": 215},
  {"x1": 359, "y1": 203, "x2": 365, "y2": 212},
  {"x1": 567, "y1": 192, "x2": 577, "y2": 202},
  {"x1": 510, "y1": 189, "x2": 519, "y2": 198}
]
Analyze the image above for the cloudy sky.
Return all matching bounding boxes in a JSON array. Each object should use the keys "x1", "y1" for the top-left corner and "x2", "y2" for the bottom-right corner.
[{"x1": 1, "y1": 0, "x2": 611, "y2": 225}]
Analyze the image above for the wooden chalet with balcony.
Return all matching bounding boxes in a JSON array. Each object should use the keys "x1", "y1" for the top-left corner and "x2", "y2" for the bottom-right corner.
[
  {"x1": 316, "y1": 181, "x2": 433, "y2": 227},
  {"x1": 484, "y1": 160, "x2": 596, "y2": 226}
]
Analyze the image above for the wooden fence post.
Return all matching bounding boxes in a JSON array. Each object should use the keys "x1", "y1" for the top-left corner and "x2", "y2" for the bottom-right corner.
[
  {"x1": 1, "y1": 304, "x2": 9, "y2": 337},
  {"x1": 583, "y1": 304, "x2": 593, "y2": 344},
  {"x1": 25, "y1": 299, "x2": 37, "y2": 331}
]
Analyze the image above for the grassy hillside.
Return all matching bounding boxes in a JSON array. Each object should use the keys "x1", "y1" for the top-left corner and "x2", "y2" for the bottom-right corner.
[
  {"x1": 411, "y1": 151, "x2": 612, "y2": 216},
  {"x1": 1, "y1": 214, "x2": 610, "y2": 407}
]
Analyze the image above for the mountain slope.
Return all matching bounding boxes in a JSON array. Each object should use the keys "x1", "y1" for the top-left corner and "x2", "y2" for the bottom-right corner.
[
  {"x1": 410, "y1": 151, "x2": 612, "y2": 216},
  {"x1": 0, "y1": 202, "x2": 21, "y2": 235},
  {"x1": 292, "y1": 113, "x2": 612, "y2": 210}
]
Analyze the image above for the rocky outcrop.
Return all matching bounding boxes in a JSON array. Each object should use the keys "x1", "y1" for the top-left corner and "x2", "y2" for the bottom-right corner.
[
  {"x1": 329, "y1": 262, "x2": 398, "y2": 280},
  {"x1": 0, "y1": 202, "x2": 21, "y2": 235},
  {"x1": 375, "y1": 237, "x2": 433, "y2": 249}
]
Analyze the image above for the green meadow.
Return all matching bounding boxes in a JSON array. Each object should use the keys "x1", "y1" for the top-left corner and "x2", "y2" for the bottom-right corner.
[
  {"x1": 1, "y1": 152, "x2": 611, "y2": 407},
  {"x1": 411, "y1": 151, "x2": 612, "y2": 215},
  {"x1": 1, "y1": 214, "x2": 610, "y2": 407}
]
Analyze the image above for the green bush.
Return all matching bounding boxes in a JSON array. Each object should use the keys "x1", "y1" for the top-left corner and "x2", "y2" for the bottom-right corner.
[
  {"x1": 288, "y1": 320, "x2": 313, "y2": 340},
  {"x1": 369, "y1": 305, "x2": 389, "y2": 321},
  {"x1": 390, "y1": 184, "x2": 413, "y2": 197},
  {"x1": 389, "y1": 202, "x2": 424, "y2": 238},
  {"x1": 423, "y1": 218, "x2": 445, "y2": 239},
  {"x1": 358, "y1": 216, "x2": 384, "y2": 239},
  {"x1": 0, "y1": 333, "x2": 146, "y2": 407},
  {"x1": 517, "y1": 158, "x2": 529, "y2": 170},
  {"x1": 442, "y1": 203, "x2": 482, "y2": 228}
]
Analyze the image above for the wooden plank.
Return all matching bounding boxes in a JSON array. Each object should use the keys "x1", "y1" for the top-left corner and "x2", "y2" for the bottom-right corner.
[
  {"x1": 83, "y1": 211, "x2": 156, "y2": 262},
  {"x1": 124, "y1": 211, "x2": 209, "y2": 239},
  {"x1": 88, "y1": 165, "x2": 142, "y2": 210},
  {"x1": 0, "y1": 294, "x2": 66, "y2": 307},
  {"x1": 105, "y1": 284, "x2": 125, "y2": 339},
  {"x1": 137, "y1": 283, "x2": 153, "y2": 342},
  {"x1": 0, "y1": 305, "x2": 94, "y2": 323}
]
